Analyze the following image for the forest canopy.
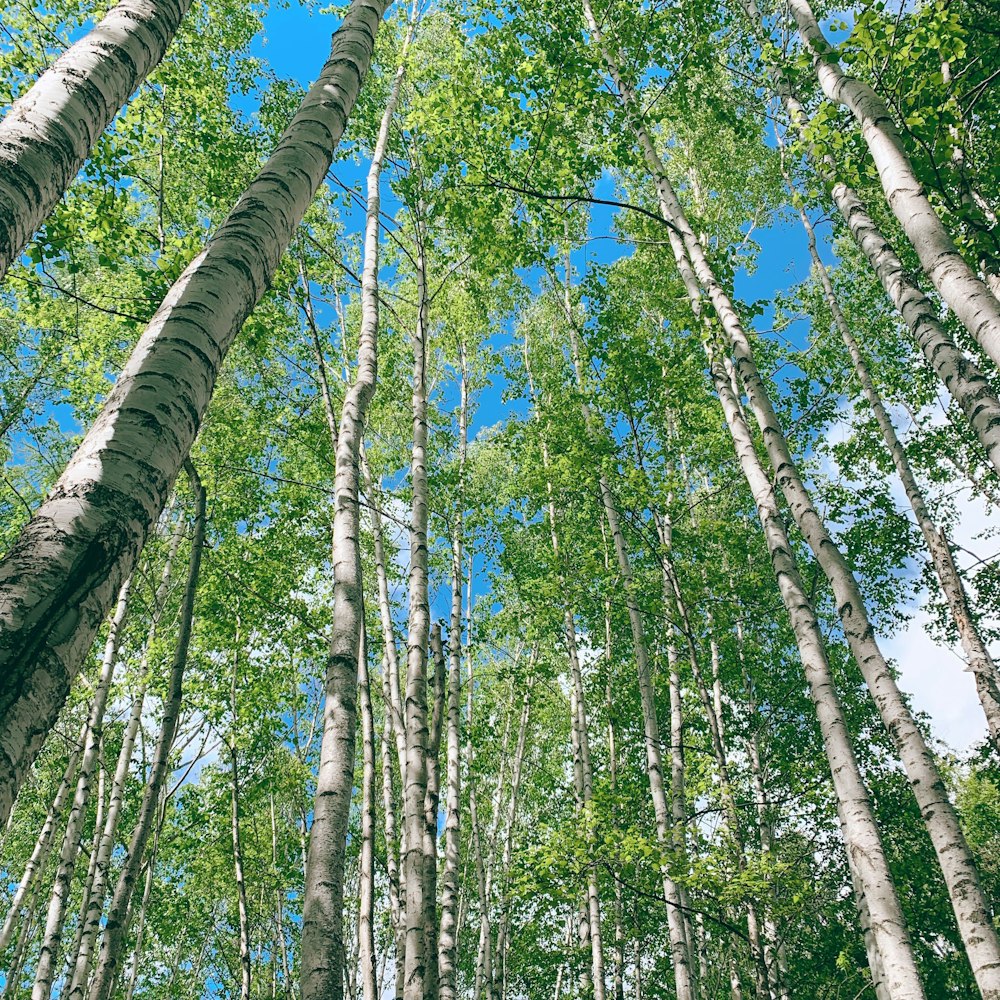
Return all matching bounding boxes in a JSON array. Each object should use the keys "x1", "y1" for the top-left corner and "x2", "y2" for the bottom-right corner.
[{"x1": 1, "y1": 0, "x2": 1000, "y2": 997}]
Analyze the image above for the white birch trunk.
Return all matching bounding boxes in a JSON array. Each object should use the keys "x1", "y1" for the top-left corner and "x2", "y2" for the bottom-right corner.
[
  {"x1": 358, "y1": 624, "x2": 378, "y2": 1000},
  {"x1": 229, "y1": 657, "x2": 252, "y2": 1000},
  {"x1": 424, "y1": 627, "x2": 446, "y2": 1000},
  {"x1": 541, "y1": 241, "x2": 690, "y2": 1000},
  {"x1": 706, "y1": 343, "x2": 924, "y2": 999},
  {"x1": 0, "y1": 0, "x2": 390, "y2": 824},
  {"x1": 402, "y1": 236, "x2": 432, "y2": 1000},
  {"x1": 65, "y1": 683, "x2": 146, "y2": 1000},
  {"x1": 66, "y1": 757, "x2": 106, "y2": 976},
  {"x1": 438, "y1": 341, "x2": 467, "y2": 1000},
  {"x1": 0, "y1": 0, "x2": 191, "y2": 280},
  {"x1": 0, "y1": 736, "x2": 81, "y2": 953},
  {"x1": 66, "y1": 519, "x2": 183, "y2": 1000},
  {"x1": 300, "y1": 9, "x2": 403, "y2": 982}
]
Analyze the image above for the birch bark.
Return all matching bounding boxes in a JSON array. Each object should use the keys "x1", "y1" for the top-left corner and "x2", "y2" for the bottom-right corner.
[
  {"x1": 0, "y1": 738, "x2": 81, "y2": 953},
  {"x1": 425, "y1": 626, "x2": 447, "y2": 1000},
  {"x1": 541, "y1": 244, "x2": 692, "y2": 1000},
  {"x1": 706, "y1": 343, "x2": 924, "y2": 1000},
  {"x1": 67, "y1": 520, "x2": 184, "y2": 1000},
  {"x1": 0, "y1": 0, "x2": 192, "y2": 280},
  {"x1": 300, "y1": 5, "x2": 407, "y2": 983},
  {"x1": 358, "y1": 623, "x2": 378, "y2": 1000},
  {"x1": 438, "y1": 339, "x2": 467, "y2": 1000},
  {"x1": 229, "y1": 654, "x2": 252, "y2": 1000},
  {"x1": 402, "y1": 233, "x2": 432, "y2": 1000},
  {"x1": 0, "y1": 0, "x2": 390, "y2": 823}
]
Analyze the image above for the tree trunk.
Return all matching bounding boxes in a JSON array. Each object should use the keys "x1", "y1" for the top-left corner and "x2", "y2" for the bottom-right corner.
[
  {"x1": 2, "y1": 877, "x2": 44, "y2": 999},
  {"x1": 0, "y1": 0, "x2": 390, "y2": 824},
  {"x1": 705, "y1": 340, "x2": 924, "y2": 999},
  {"x1": 789, "y1": 0, "x2": 1000, "y2": 368},
  {"x1": 357, "y1": 622, "x2": 378, "y2": 1000},
  {"x1": 425, "y1": 627, "x2": 447, "y2": 1000},
  {"x1": 66, "y1": 682, "x2": 147, "y2": 1000},
  {"x1": 379, "y1": 660, "x2": 405, "y2": 1000},
  {"x1": 540, "y1": 240, "x2": 692, "y2": 1000},
  {"x1": 468, "y1": 645, "x2": 494, "y2": 1000},
  {"x1": 123, "y1": 791, "x2": 166, "y2": 1000},
  {"x1": 439, "y1": 341, "x2": 468, "y2": 1000},
  {"x1": 67, "y1": 522, "x2": 184, "y2": 1000},
  {"x1": 299, "y1": 9, "x2": 409, "y2": 985},
  {"x1": 403, "y1": 230, "x2": 432, "y2": 1000},
  {"x1": 230, "y1": 652, "x2": 252, "y2": 1000},
  {"x1": 493, "y1": 664, "x2": 535, "y2": 991},
  {"x1": 0, "y1": 0, "x2": 192, "y2": 281},
  {"x1": 87, "y1": 462, "x2": 205, "y2": 1000},
  {"x1": 67, "y1": 757, "x2": 106, "y2": 977},
  {"x1": 270, "y1": 795, "x2": 291, "y2": 1000}
]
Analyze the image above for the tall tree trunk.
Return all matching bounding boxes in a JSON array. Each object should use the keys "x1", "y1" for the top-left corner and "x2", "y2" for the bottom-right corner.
[
  {"x1": 791, "y1": 179, "x2": 1000, "y2": 754},
  {"x1": 357, "y1": 621, "x2": 378, "y2": 1000},
  {"x1": 0, "y1": 0, "x2": 390, "y2": 823},
  {"x1": 87, "y1": 461, "x2": 205, "y2": 1000},
  {"x1": 67, "y1": 757, "x2": 106, "y2": 978},
  {"x1": 123, "y1": 791, "x2": 166, "y2": 1000},
  {"x1": 299, "y1": 8, "x2": 410, "y2": 985},
  {"x1": 788, "y1": 0, "x2": 1000, "y2": 367},
  {"x1": 380, "y1": 659, "x2": 405, "y2": 1000},
  {"x1": 2, "y1": 877, "x2": 44, "y2": 999},
  {"x1": 468, "y1": 640, "x2": 494, "y2": 1000},
  {"x1": 270, "y1": 795, "x2": 291, "y2": 1000},
  {"x1": 230, "y1": 647, "x2": 252, "y2": 1000},
  {"x1": 492, "y1": 663, "x2": 535, "y2": 991},
  {"x1": 540, "y1": 247, "x2": 691, "y2": 1000},
  {"x1": 33, "y1": 577, "x2": 130, "y2": 1000},
  {"x1": 734, "y1": 0, "x2": 1000, "y2": 477},
  {"x1": 402, "y1": 226, "x2": 432, "y2": 1000},
  {"x1": 425, "y1": 627, "x2": 447, "y2": 1000},
  {"x1": 607, "y1": 679, "x2": 626, "y2": 1000},
  {"x1": 439, "y1": 341, "x2": 468, "y2": 1000},
  {"x1": 0, "y1": 0, "x2": 192, "y2": 281},
  {"x1": 654, "y1": 514, "x2": 696, "y2": 981}
]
